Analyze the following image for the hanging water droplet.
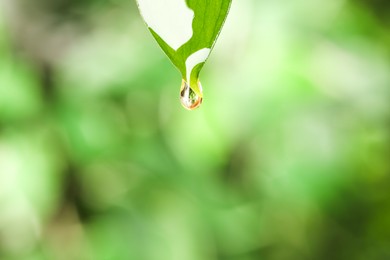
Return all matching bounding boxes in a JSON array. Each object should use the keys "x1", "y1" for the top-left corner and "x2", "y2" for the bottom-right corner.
[{"x1": 180, "y1": 79, "x2": 203, "y2": 110}]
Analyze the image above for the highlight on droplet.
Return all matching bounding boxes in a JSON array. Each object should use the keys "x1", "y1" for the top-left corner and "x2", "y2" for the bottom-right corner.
[{"x1": 179, "y1": 79, "x2": 203, "y2": 110}]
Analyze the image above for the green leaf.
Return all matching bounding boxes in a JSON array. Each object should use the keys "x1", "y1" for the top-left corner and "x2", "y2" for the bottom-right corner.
[{"x1": 136, "y1": 0, "x2": 232, "y2": 97}]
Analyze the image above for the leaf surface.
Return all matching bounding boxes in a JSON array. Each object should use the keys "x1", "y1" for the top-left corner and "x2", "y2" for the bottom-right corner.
[{"x1": 137, "y1": 0, "x2": 232, "y2": 95}]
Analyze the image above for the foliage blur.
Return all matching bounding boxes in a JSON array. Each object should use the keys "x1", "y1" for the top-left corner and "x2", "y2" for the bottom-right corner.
[{"x1": 0, "y1": 0, "x2": 389, "y2": 259}]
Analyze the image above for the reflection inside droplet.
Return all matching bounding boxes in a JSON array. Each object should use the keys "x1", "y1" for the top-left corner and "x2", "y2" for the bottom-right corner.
[{"x1": 180, "y1": 79, "x2": 203, "y2": 110}]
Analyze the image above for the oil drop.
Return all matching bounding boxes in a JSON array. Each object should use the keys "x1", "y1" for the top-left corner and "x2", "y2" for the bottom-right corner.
[{"x1": 180, "y1": 79, "x2": 203, "y2": 110}]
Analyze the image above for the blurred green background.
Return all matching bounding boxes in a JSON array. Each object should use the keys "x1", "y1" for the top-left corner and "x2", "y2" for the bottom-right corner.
[{"x1": 0, "y1": 0, "x2": 390, "y2": 259}]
